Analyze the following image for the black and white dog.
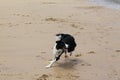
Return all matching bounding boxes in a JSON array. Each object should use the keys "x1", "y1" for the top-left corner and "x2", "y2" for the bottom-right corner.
[{"x1": 46, "y1": 33, "x2": 77, "y2": 68}]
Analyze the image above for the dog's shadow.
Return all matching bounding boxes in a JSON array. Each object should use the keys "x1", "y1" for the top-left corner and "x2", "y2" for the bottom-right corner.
[{"x1": 56, "y1": 58, "x2": 82, "y2": 69}]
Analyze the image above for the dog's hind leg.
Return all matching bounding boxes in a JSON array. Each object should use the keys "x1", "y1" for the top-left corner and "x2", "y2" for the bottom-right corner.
[
  {"x1": 64, "y1": 49, "x2": 68, "y2": 58},
  {"x1": 65, "y1": 52, "x2": 68, "y2": 58},
  {"x1": 70, "y1": 52, "x2": 72, "y2": 56}
]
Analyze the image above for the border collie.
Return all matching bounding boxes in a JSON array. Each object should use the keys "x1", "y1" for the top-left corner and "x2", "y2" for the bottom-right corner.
[{"x1": 46, "y1": 33, "x2": 77, "y2": 68}]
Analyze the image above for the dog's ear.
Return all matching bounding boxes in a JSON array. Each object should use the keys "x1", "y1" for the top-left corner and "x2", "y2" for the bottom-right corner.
[
  {"x1": 56, "y1": 33, "x2": 64, "y2": 36},
  {"x1": 56, "y1": 40, "x2": 64, "y2": 43},
  {"x1": 56, "y1": 34, "x2": 60, "y2": 36},
  {"x1": 56, "y1": 41, "x2": 62, "y2": 43}
]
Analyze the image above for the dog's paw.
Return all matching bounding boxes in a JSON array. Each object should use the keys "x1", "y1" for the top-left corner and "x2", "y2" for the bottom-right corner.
[
  {"x1": 49, "y1": 60, "x2": 53, "y2": 63},
  {"x1": 65, "y1": 55, "x2": 68, "y2": 58},
  {"x1": 45, "y1": 65, "x2": 51, "y2": 68}
]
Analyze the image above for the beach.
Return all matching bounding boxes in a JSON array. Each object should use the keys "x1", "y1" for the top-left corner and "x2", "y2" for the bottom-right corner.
[{"x1": 0, "y1": 0, "x2": 120, "y2": 80}]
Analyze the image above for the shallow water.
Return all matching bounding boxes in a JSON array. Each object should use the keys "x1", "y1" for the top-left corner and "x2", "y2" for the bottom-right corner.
[{"x1": 91, "y1": 0, "x2": 120, "y2": 9}]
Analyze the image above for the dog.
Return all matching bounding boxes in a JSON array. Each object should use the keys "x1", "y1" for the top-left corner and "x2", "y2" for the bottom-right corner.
[{"x1": 46, "y1": 33, "x2": 77, "y2": 68}]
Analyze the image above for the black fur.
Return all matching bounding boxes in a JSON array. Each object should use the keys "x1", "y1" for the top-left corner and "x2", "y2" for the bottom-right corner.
[
  {"x1": 56, "y1": 33, "x2": 76, "y2": 52},
  {"x1": 56, "y1": 41, "x2": 66, "y2": 50},
  {"x1": 55, "y1": 33, "x2": 77, "y2": 61}
]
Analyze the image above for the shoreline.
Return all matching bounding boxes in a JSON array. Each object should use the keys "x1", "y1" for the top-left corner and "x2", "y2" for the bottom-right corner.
[{"x1": 90, "y1": 0, "x2": 120, "y2": 9}]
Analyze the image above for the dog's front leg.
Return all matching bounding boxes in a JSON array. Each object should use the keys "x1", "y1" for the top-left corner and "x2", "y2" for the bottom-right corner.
[
  {"x1": 46, "y1": 58, "x2": 56, "y2": 68},
  {"x1": 45, "y1": 44, "x2": 57, "y2": 68}
]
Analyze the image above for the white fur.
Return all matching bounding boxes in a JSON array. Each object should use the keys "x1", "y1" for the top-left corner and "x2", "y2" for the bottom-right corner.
[
  {"x1": 53, "y1": 43, "x2": 57, "y2": 54},
  {"x1": 53, "y1": 43, "x2": 63, "y2": 56},
  {"x1": 65, "y1": 44, "x2": 69, "y2": 48}
]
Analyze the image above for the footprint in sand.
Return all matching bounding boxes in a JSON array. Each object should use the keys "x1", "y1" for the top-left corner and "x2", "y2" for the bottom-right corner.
[
  {"x1": 56, "y1": 76, "x2": 61, "y2": 79},
  {"x1": 8, "y1": 23, "x2": 19, "y2": 27},
  {"x1": 42, "y1": 2, "x2": 56, "y2": 4},
  {"x1": 41, "y1": 52, "x2": 46, "y2": 54},
  {"x1": 71, "y1": 24, "x2": 84, "y2": 30},
  {"x1": 13, "y1": 14, "x2": 30, "y2": 17},
  {"x1": 21, "y1": 15, "x2": 30, "y2": 17},
  {"x1": 81, "y1": 63, "x2": 91, "y2": 66},
  {"x1": 74, "y1": 32, "x2": 80, "y2": 36},
  {"x1": 45, "y1": 17, "x2": 65, "y2": 23},
  {"x1": 87, "y1": 51, "x2": 96, "y2": 54},
  {"x1": 0, "y1": 24, "x2": 3, "y2": 25},
  {"x1": 37, "y1": 74, "x2": 49, "y2": 80},
  {"x1": 25, "y1": 22, "x2": 32, "y2": 24},
  {"x1": 13, "y1": 13, "x2": 20, "y2": 16},
  {"x1": 79, "y1": 27, "x2": 84, "y2": 30},
  {"x1": 71, "y1": 24, "x2": 78, "y2": 28},
  {"x1": 67, "y1": 73, "x2": 80, "y2": 79},
  {"x1": 45, "y1": 18, "x2": 58, "y2": 21},
  {"x1": 75, "y1": 54, "x2": 82, "y2": 57},
  {"x1": 115, "y1": 50, "x2": 120, "y2": 52},
  {"x1": 111, "y1": 55, "x2": 116, "y2": 57}
]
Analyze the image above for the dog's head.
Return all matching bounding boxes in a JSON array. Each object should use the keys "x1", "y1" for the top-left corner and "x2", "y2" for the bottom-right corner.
[
  {"x1": 56, "y1": 33, "x2": 64, "y2": 41},
  {"x1": 56, "y1": 40, "x2": 66, "y2": 50}
]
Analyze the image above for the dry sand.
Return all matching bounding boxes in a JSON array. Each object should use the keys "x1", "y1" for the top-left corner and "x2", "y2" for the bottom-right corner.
[{"x1": 0, "y1": 0, "x2": 120, "y2": 80}]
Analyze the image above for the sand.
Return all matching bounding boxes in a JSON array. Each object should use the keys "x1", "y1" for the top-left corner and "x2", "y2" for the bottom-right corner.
[{"x1": 0, "y1": 0, "x2": 120, "y2": 80}]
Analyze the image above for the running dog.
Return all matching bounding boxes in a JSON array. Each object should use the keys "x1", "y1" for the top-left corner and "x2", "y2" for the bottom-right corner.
[{"x1": 46, "y1": 33, "x2": 77, "y2": 68}]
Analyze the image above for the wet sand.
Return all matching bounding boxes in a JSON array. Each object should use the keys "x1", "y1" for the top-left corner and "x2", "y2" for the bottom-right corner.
[
  {"x1": 91, "y1": 0, "x2": 120, "y2": 9},
  {"x1": 0, "y1": 0, "x2": 120, "y2": 80}
]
